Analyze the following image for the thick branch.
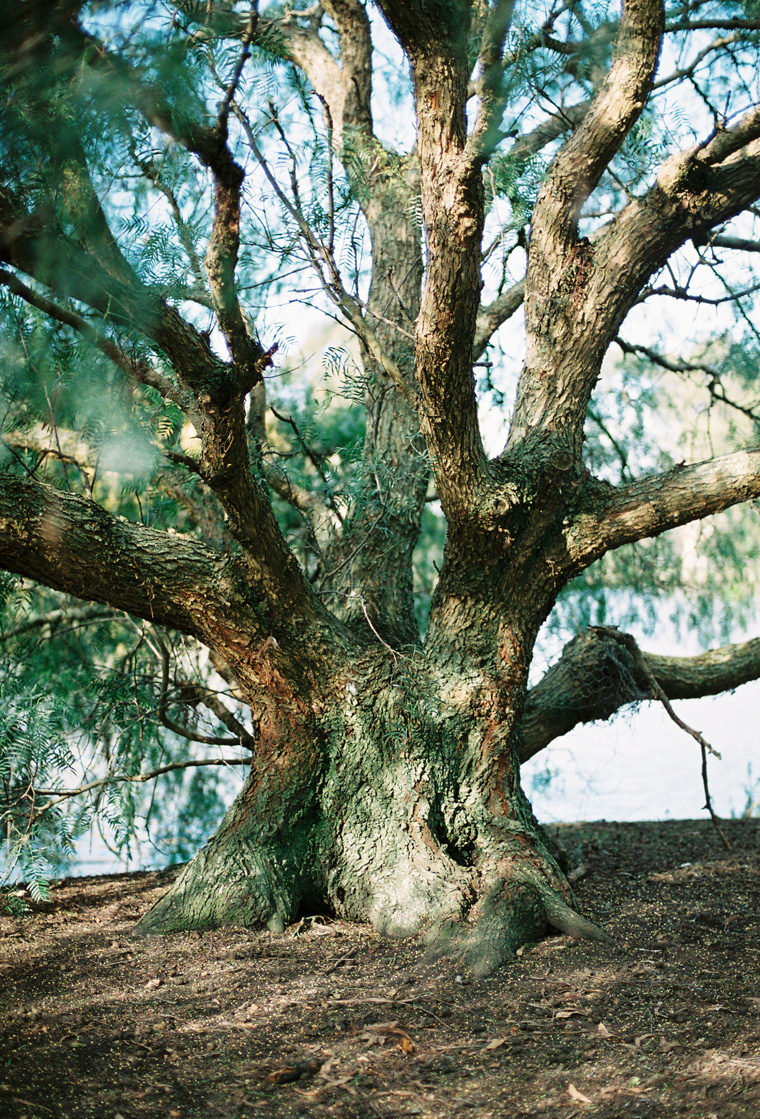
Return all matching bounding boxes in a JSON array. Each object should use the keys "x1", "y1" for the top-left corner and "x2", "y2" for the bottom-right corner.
[
  {"x1": 529, "y1": 0, "x2": 663, "y2": 256},
  {"x1": 0, "y1": 173, "x2": 307, "y2": 611},
  {"x1": 62, "y1": 16, "x2": 267, "y2": 387},
  {"x1": 0, "y1": 473, "x2": 223, "y2": 635},
  {"x1": 508, "y1": 0, "x2": 663, "y2": 465},
  {"x1": 510, "y1": 106, "x2": 760, "y2": 467},
  {"x1": 590, "y1": 109, "x2": 760, "y2": 332},
  {"x1": 319, "y1": 0, "x2": 373, "y2": 136},
  {"x1": 521, "y1": 627, "x2": 647, "y2": 761},
  {"x1": 564, "y1": 448, "x2": 760, "y2": 572},
  {"x1": 521, "y1": 626, "x2": 760, "y2": 761},
  {"x1": 0, "y1": 184, "x2": 226, "y2": 404},
  {"x1": 376, "y1": 0, "x2": 488, "y2": 519},
  {"x1": 646, "y1": 639, "x2": 760, "y2": 701}
]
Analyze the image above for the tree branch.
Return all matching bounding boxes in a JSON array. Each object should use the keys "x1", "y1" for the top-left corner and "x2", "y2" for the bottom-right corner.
[
  {"x1": 564, "y1": 448, "x2": 760, "y2": 572},
  {"x1": 529, "y1": 0, "x2": 663, "y2": 256},
  {"x1": 175, "y1": 0, "x2": 373, "y2": 151},
  {"x1": 697, "y1": 233, "x2": 760, "y2": 254},
  {"x1": 521, "y1": 626, "x2": 760, "y2": 762},
  {"x1": 0, "y1": 267, "x2": 190, "y2": 411},
  {"x1": 507, "y1": 1, "x2": 663, "y2": 467},
  {"x1": 0, "y1": 150, "x2": 312, "y2": 617},
  {"x1": 615, "y1": 337, "x2": 760, "y2": 426},
  {"x1": 73, "y1": 16, "x2": 268, "y2": 388},
  {"x1": 235, "y1": 105, "x2": 414, "y2": 406},
  {"x1": 506, "y1": 100, "x2": 592, "y2": 166},
  {"x1": 156, "y1": 637, "x2": 255, "y2": 749},
  {"x1": 466, "y1": 0, "x2": 517, "y2": 164},
  {"x1": 592, "y1": 106, "x2": 760, "y2": 319},
  {"x1": 666, "y1": 17, "x2": 760, "y2": 32},
  {"x1": 374, "y1": 0, "x2": 490, "y2": 520},
  {"x1": 473, "y1": 278, "x2": 525, "y2": 360},
  {"x1": 31, "y1": 757, "x2": 251, "y2": 820},
  {"x1": 1, "y1": 604, "x2": 113, "y2": 640},
  {"x1": 0, "y1": 473, "x2": 224, "y2": 636}
]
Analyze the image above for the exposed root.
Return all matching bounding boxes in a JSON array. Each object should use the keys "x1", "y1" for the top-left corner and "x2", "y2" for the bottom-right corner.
[
  {"x1": 133, "y1": 844, "x2": 299, "y2": 935},
  {"x1": 423, "y1": 869, "x2": 612, "y2": 978},
  {"x1": 542, "y1": 891, "x2": 613, "y2": 944},
  {"x1": 425, "y1": 878, "x2": 550, "y2": 978}
]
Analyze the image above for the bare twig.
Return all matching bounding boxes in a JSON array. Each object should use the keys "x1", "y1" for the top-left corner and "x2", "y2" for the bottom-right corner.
[
  {"x1": 360, "y1": 597, "x2": 411, "y2": 661},
  {"x1": 631, "y1": 643, "x2": 732, "y2": 853},
  {"x1": 234, "y1": 102, "x2": 415, "y2": 404},
  {"x1": 157, "y1": 639, "x2": 252, "y2": 748},
  {"x1": 30, "y1": 757, "x2": 251, "y2": 818}
]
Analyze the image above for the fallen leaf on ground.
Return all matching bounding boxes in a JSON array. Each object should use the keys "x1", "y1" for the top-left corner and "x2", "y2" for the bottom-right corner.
[
  {"x1": 568, "y1": 1083, "x2": 593, "y2": 1104},
  {"x1": 362, "y1": 1022, "x2": 416, "y2": 1052},
  {"x1": 482, "y1": 1037, "x2": 508, "y2": 1051}
]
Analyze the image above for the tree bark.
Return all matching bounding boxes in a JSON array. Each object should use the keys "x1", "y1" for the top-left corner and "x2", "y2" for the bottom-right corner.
[
  {"x1": 4, "y1": 0, "x2": 760, "y2": 978},
  {"x1": 136, "y1": 637, "x2": 607, "y2": 975}
]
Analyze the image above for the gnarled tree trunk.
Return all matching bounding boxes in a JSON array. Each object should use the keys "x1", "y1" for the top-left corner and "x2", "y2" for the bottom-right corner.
[
  {"x1": 4, "y1": 0, "x2": 760, "y2": 977},
  {"x1": 136, "y1": 632, "x2": 607, "y2": 975}
]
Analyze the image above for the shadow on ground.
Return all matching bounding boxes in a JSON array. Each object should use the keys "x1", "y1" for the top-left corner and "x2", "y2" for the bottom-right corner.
[{"x1": 2, "y1": 819, "x2": 759, "y2": 1118}]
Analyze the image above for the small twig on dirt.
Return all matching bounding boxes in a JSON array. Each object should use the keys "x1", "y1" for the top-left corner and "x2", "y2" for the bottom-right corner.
[
  {"x1": 324, "y1": 951, "x2": 356, "y2": 974},
  {"x1": 327, "y1": 995, "x2": 423, "y2": 1007},
  {"x1": 405, "y1": 1003, "x2": 448, "y2": 1023}
]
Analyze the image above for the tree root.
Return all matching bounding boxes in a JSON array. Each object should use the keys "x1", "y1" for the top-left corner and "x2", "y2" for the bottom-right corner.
[
  {"x1": 424, "y1": 871, "x2": 612, "y2": 978},
  {"x1": 132, "y1": 843, "x2": 299, "y2": 936},
  {"x1": 542, "y1": 891, "x2": 613, "y2": 944}
]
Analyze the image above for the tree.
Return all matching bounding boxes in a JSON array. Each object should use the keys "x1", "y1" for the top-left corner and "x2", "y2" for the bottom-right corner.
[{"x1": 2, "y1": 0, "x2": 760, "y2": 973}]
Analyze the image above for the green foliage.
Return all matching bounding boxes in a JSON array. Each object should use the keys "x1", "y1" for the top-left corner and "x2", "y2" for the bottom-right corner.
[
  {"x1": 0, "y1": 0, "x2": 760, "y2": 883},
  {"x1": 0, "y1": 581, "x2": 246, "y2": 894}
]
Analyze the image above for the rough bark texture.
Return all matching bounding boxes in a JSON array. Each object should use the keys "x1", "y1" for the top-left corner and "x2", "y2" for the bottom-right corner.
[
  {"x1": 3, "y1": 0, "x2": 760, "y2": 974},
  {"x1": 136, "y1": 642, "x2": 609, "y2": 975}
]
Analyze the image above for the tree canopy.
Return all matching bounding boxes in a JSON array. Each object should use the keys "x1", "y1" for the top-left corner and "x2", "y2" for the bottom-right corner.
[{"x1": 1, "y1": 0, "x2": 760, "y2": 965}]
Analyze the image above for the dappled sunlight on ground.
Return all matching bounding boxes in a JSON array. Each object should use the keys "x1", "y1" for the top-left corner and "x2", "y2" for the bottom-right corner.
[{"x1": 1, "y1": 819, "x2": 759, "y2": 1118}]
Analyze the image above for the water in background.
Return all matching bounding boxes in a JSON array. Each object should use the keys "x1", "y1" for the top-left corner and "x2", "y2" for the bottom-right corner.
[
  {"x1": 523, "y1": 685, "x2": 759, "y2": 823},
  {"x1": 28, "y1": 683, "x2": 760, "y2": 879}
]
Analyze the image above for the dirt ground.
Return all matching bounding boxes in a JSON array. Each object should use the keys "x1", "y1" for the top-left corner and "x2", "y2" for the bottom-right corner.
[{"x1": 1, "y1": 818, "x2": 759, "y2": 1119}]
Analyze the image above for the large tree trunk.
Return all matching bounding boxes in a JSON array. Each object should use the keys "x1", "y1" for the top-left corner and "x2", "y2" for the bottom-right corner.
[{"x1": 136, "y1": 636, "x2": 606, "y2": 975}]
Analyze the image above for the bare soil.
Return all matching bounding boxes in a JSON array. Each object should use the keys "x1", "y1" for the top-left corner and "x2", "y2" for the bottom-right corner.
[{"x1": 2, "y1": 818, "x2": 759, "y2": 1119}]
